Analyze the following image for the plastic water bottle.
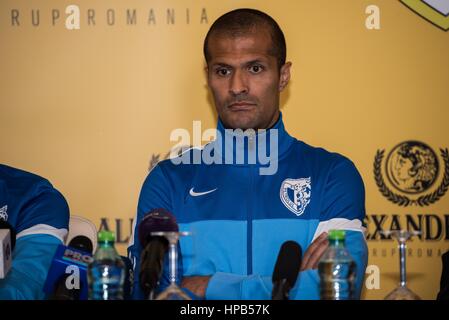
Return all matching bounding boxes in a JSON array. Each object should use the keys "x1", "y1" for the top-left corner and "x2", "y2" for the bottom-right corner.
[
  {"x1": 88, "y1": 230, "x2": 125, "y2": 300},
  {"x1": 318, "y1": 230, "x2": 356, "y2": 300}
]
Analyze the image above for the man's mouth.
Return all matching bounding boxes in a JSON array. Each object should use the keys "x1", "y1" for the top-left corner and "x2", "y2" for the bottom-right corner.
[{"x1": 228, "y1": 101, "x2": 256, "y2": 111}]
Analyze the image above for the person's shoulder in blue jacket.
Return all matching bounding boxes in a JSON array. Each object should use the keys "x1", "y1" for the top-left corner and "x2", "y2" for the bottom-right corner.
[{"x1": 0, "y1": 164, "x2": 70, "y2": 299}]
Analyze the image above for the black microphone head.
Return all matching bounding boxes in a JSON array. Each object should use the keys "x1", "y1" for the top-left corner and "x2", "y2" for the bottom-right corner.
[
  {"x1": 51, "y1": 274, "x2": 82, "y2": 300},
  {"x1": 0, "y1": 219, "x2": 16, "y2": 250},
  {"x1": 121, "y1": 256, "x2": 134, "y2": 300},
  {"x1": 138, "y1": 208, "x2": 178, "y2": 246},
  {"x1": 68, "y1": 235, "x2": 93, "y2": 254},
  {"x1": 272, "y1": 240, "x2": 302, "y2": 287}
]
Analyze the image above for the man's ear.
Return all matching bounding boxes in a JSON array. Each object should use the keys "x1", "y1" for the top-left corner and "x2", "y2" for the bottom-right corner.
[
  {"x1": 205, "y1": 65, "x2": 210, "y2": 86},
  {"x1": 279, "y1": 62, "x2": 292, "y2": 91}
]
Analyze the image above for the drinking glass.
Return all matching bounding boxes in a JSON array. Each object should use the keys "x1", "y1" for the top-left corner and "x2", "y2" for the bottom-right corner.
[
  {"x1": 151, "y1": 231, "x2": 191, "y2": 300},
  {"x1": 381, "y1": 230, "x2": 421, "y2": 300}
]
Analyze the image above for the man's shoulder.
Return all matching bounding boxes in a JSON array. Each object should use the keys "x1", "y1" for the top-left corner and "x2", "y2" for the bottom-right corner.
[
  {"x1": 0, "y1": 163, "x2": 68, "y2": 210},
  {"x1": 144, "y1": 148, "x2": 202, "y2": 186},
  {"x1": 151, "y1": 146, "x2": 208, "y2": 171},
  {"x1": 0, "y1": 164, "x2": 53, "y2": 192},
  {"x1": 291, "y1": 139, "x2": 355, "y2": 168},
  {"x1": 0, "y1": 164, "x2": 69, "y2": 231}
]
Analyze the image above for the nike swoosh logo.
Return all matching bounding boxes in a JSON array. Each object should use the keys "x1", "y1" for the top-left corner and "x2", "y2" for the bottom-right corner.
[{"x1": 189, "y1": 188, "x2": 217, "y2": 197}]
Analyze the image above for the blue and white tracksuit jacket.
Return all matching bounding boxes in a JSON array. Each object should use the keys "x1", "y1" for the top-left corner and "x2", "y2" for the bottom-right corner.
[
  {"x1": 128, "y1": 114, "x2": 368, "y2": 299},
  {"x1": 0, "y1": 164, "x2": 69, "y2": 299}
]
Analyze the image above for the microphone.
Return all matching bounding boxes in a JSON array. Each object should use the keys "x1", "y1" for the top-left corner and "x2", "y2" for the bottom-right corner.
[
  {"x1": 44, "y1": 236, "x2": 94, "y2": 300},
  {"x1": 121, "y1": 255, "x2": 134, "y2": 300},
  {"x1": 44, "y1": 234, "x2": 134, "y2": 300},
  {"x1": 0, "y1": 220, "x2": 16, "y2": 279},
  {"x1": 138, "y1": 208, "x2": 178, "y2": 299},
  {"x1": 272, "y1": 240, "x2": 302, "y2": 300},
  {"x1": 68, "y1": 235, "x2": 93, "y2": 254}
]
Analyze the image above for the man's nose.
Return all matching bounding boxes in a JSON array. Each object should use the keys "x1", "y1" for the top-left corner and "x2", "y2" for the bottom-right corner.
[{"x1": 229, "y1": 70, "x2": 248, "y2": 96}]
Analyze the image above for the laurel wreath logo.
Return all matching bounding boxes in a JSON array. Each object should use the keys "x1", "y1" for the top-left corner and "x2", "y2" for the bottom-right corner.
[{"x1": 374, "y1": 148, "x2": 449, "y2": 206}]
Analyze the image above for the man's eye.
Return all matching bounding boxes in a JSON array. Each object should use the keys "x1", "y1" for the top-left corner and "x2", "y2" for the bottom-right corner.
[
  {"x1": 249, "y1": 65, "x2": 263, "y2": 73},
  {"x1": 216, "y1": 68, "x2": 230, "y2": 76}
]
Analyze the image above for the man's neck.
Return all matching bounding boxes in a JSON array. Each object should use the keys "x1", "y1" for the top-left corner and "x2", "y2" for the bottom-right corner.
[{"x1": 220, "y1": 111, "x2": 281, "y2": 131}]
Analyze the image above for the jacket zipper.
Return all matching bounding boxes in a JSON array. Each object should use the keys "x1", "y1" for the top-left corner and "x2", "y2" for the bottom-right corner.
[{"x1": 247, "y1": 165, "x2": 254, "y2": 275}]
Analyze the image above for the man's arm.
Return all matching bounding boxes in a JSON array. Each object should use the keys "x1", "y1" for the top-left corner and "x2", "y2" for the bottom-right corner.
[
  {"x1": 312, "y1": 156, "x2": 369, "y2": 298},
  {"x1": 181, "y1": 233, "x2": 328, "y2": 298},
  {"x1": 182, "y1": 271, "x2": 321, "y2": 300},
  {"x1": 0, "y1": 234, "x2": 61, "y2": 299},
  {"x1": 181, "y1": 230, "x2": 366, "y2": 300},
  {"x1": 0, "y1": 182, "x2": 69, "y2": 299}
]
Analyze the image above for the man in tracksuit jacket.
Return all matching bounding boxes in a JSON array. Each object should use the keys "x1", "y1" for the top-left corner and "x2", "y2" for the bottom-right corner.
[
  {"x1": 0, "y1": 164, "x2": 69, "y2": 299},
  {"x1": 128, "y1": 8, "x2": 368, "y2": 300}
]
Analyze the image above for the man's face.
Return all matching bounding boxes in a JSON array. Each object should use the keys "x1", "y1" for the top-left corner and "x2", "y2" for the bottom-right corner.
[{"x1": 206, "y1": 29, "x2": 291, "y2": 130}]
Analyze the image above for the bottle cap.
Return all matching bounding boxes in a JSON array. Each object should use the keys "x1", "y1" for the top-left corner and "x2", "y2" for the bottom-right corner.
[
  {"x1": 328, "y1": 229, "x2": 345, "y2": 241},
  {"x1": 98, "y1": 230, "x2": 115, "y2": 242}
]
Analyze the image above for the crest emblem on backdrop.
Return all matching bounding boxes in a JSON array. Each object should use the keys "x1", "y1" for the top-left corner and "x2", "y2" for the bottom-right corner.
[
  {"x1": 280, "y1": 178, "x2": 311, "y2": 216},
  {"x1": 374, "y1": 141, "x2": 449, "y2": 206}
]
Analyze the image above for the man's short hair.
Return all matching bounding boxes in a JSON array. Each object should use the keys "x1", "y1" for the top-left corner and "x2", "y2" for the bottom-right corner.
[{"x1": 203, "y1": 8, "x2": 286, "y2": 69}]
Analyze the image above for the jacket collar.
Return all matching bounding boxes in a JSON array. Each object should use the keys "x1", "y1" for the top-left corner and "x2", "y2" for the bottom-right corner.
[{"x1": 212, "y1": 112, "x2": 295, "y2": 166}]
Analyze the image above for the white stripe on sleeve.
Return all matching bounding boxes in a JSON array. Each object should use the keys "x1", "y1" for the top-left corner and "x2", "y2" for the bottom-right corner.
[
  {"x1": 312, "y1": 218, "x2": 366, "y2": 241},
  {"x1": 16, "y1": 224, "x2": 68, "y2": 243}
]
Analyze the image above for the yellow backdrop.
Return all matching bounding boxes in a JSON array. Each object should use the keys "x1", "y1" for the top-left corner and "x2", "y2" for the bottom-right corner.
[{"x1": 1, "y1": 0, "x2": 448, "y2": 299}]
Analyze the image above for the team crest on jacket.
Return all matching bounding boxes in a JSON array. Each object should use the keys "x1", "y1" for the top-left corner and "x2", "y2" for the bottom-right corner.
[
  {"x1": 280, "y1": 178, "x2": 311, "y2": 216},
  {"x1": 0, "y1": 205, "x2": 7, "y2": 221}
]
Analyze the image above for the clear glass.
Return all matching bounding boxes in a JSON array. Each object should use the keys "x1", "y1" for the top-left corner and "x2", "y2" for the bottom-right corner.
[
  {"x1": 151, "y1": 231, "x2": 191, "y2": 300},
  {"x1": 381, "y1": 230, "x2": 421, "y2": 300},
  {"x1": 88, "y1": 241, "x2": 125, "y2": 300}
]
